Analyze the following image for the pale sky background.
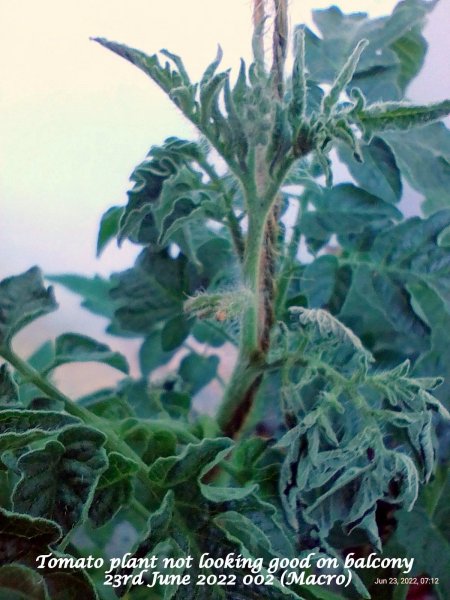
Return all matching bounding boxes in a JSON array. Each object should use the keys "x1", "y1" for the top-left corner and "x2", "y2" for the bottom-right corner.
[{"x1": 1, "y1": 0, "x2": 449, "y2": 396}]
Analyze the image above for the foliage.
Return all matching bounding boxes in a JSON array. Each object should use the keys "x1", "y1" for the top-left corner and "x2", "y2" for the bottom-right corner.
[{"x1": 0, "y1": 1, "x2": 449, "y2": 599}]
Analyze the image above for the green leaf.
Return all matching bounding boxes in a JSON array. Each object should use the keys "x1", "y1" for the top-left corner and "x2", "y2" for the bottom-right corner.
[
  {"x1": 93, "y1": 38, "x2": 170, "y2": 93},
  {"x1": 159, "y1": 200, "x2": 205, "y2": 246},
  {"x1": 27, "y1": 341, "x2": 55, "y2": 372},
  {"x1": 89, "y1": 451, "x2": 139, "y2": 527},
  {"x1": 0, "y1": 410, "x2": 79, "y2": 452},
  {"x1": 301, "y1": 256, "x2": 339, "y2": 308},
  {"x1": 160, "y1": 389, "x2": 191, "y2": 421},
  {"x1": 200, "y1": 71, "x2": 229, "y2": 128},
  {"x1": 394, "y1": 492, "x2": 449, "y2": 600},
  {"x1": 337, "y1": 136, "x2": 402, "y2": 204},
  {"x1": 438, "y1": 224, "x2": 450, "y2": 247},
  {"x1": 116, "y1": 377, "x2": 191, "y2": 423},
  {"x1": 13, "y1": 425, "x2": 108, "y2": 533},
  {"x1": 303, "y1": 1, "x2": 429, "y2": 102},
  {"x1": 105, "y1": 233, "x2": 234, "y2": 340},
  {"x1": 289, "y1": 27, "x2": 307, "y2": 125},
  {"x1": 155, "y1": 174, "x2": 225, "y2": 247},
  {"x1": 214, "y1": 511, "x2": 279, "y2": 563},
  {"x1": 191, "y1": 321, "x2": 229, "y2": 347},
  {"x1": 0, "y1": 564, "x2": 48, "y2": 600},
  {"x1": 147, "y1": 436, "x2": 257, "y2": 505},
  {"x1": 47, "y1": 274, "x2": 114, "y2": 319},
  {"x1": 390, "y1": 25, "x2": 427, "y2": 91},
  {"x1": 300, "y1": 184, "x2": 401, "y2": 251},
  {"x1": 364, "y1": 210, "x2": 450, "y2": 311},
  {"x1": 96, "y1": 205, "x2": 124, "y2": 257},
  {"x1": 116, "y1": 379, "x2": 164, "y2": 420},
  {"x1": 194, "y1": 236, "x2": 236, "y2": 282},
  {"x1": 109, "y1": 247, "x2": 204, "y2": 336},
  {"x1": 50, "y1": 333, "x2": 129, "y2": 374},
  {"x1": 302, "y1": 588, "x2": 348, "y2": 600},
  {"x1": 300, "y1": 255, "x2": 352, "y2": 315},
  {"x1": 111, "y1": 491, "x2": 175, "y2": 597},
  {"x1": 120, "y1": 418, "x2": 177, "y2": 465},
  {"x1": 77, "y1": 388, "x2": 134, "y2": 420},
  {"x1": 409, "y1": 283, "x2": 450, "y2": 407},
  {"x1": 15, "y1": 342, "x2": 54, "y2": 406},
  {"x1": 117, "y1": 138, "x2": 204, "y2": 246},
  {"x1": 328, "y1": 210, "x2": 450, "y2": 356},
  {"x1": 322, "y1": 39, "x2": 368, "y2": 115},
  {"x1": 148, "y1": 437, "x2": 232, "y2": 488},
  {"x1": 161, "y1": 316, "x2": 192, "y2": 352},
  {"x1": 355, "y1": 99, "x2": 450, "y2": 135},
  {"x1": 139, "y1": 330, "x2": 178, "y2": 376},
  {"x1": 160, "y1": 49, "x2": 191, "y2": 87},
  {"x1": 200, "y1": 45, "x2": 223, "y2": 86},
  {"x1": 382, "y1": 123, "x2": 450, "y2": 214},
  {"x1": 178, "y1": 353, "x2": 219, "y2": 395},
  {"x1": 140, "y1": 490, "x2": 175, "y2": 547},
  {"x1": 223, "y1": 78, "x2": 249, "y2": 167},
  {"x1": 214, "y1": 511, "x2": 305, "y2": 599},
  {"x1": 0, "y1": 364, "x2": 19, "y2": 406},
  {"x1": 0, "y1": 268, "x2": 57, "y2": 348}
]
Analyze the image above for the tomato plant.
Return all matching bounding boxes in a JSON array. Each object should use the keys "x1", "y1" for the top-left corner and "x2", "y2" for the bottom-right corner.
[{"x1": 0, "y1": 1, "x2": 449, "y2": 599}]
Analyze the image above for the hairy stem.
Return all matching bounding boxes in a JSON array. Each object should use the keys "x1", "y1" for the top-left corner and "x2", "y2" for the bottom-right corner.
[
  {"x1": 217, "y1": 207, "x2": 267, "y2": 434},
  {"x1": 216, "y1": 357, "x2": 264, "y2": 437},
  {"x1": 217, "y1": 0, "x2": 289, "y2": 437},
  {"x1": 241, "y1": 209, "x2": 269, "y2": 354},
  {"x1": 217, "y1": 201, "x2": 277, "y2": 435}
]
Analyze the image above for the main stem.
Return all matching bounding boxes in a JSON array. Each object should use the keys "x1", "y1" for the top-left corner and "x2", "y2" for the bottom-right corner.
[
  {"x1": 217, "y1": 0, "x2": 288, "y2": 437},
  {"x1": 217, "y1": 208, "x2": 269, "y2": 436}
]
